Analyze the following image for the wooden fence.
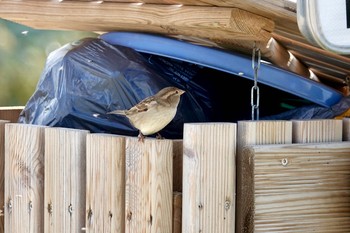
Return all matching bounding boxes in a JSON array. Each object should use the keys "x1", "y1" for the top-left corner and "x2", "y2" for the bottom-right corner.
[{"x1": 0, "y1": 109, "x2": 350, "y2": 232}]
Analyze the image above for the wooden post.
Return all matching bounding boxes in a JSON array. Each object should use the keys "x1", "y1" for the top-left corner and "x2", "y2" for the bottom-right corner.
[
  {"x1": 241, "y1": 142, "x2": 350, "y2": 232},
  {"x1": 0, "y1": 107, "x2": 23, "y2": 123},
  {"x1": 182, "y1": 123, "x2": 236, "y2": 233},
  {"x1": 343, "y1": 118, "x2": 350, "y2": 141},
  {"x1": 44, "y1": 128, "x2": 89, "y2": 233},
  {"x1": 292, "y1": 119, "x2": 343, "y2": 143},
  {"x1": 173, "y1": 140, "x2": 183, "y2": 193},
  {"x1": 125, "y1": 137, "x2": 173, "y2": 233},
  {"x1": 236, "y1": 120, "x2": 292, "y2": 232},
  {"x1": 4, "y1": 123, "x2": 46, "y2": 233},
  {"x1": 0, "y1": 121, "x2": 9, "y2": 233},
  {"x1": 173, "y1": 192, "x2": 182, "y2": 233},
  {"x1": 85, "y1": 134, "x2": 126, "y2": 232}
]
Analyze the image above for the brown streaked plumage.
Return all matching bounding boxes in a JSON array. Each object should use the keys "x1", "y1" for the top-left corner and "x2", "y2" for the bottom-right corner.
[{"x1": 108, "y1": 86, "x2": 185, "y2": 141}]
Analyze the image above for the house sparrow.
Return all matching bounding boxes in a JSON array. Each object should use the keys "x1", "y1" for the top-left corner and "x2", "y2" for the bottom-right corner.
[{"x1": 108, "y1": 86, "x2": 185, "y2": 141}]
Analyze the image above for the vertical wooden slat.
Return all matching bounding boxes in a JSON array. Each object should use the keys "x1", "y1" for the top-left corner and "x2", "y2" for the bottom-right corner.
[
  {"x1": 173, "y1": 140, "x2": 183, "y2": 193},
  {"x1": 0, "y1": 107, "x2": 24, "y2": 123},
  {"x1": 342, "y1": 118, "x2": 350, "y2": 141},
  {"x1": 86, "y1": 134, "x2": 125, "y2": 233},
  {"x1": 125, "y1": 137, "x2": 173, "y2": 233},
  {"x1": 292, "y1": 119, "x2": 342, "y2": 143},
  {"x1": 236, "y1": 120, "x2": 292, "y2": 232},
  {"x1": 173, "y1": 192, "x2": 182, "y2": 233},
  {"x1": 0, "y1": 121, "x2": 9, "y2": 233},
  {"x1": 182, "y1": 123, "x2": 236, "y2": 233},
  {"x1": 44, "y1": 127, "x2": 89, "y2": 233},
  {"x1": 4, "y1": 123, "x2": 46, "y2": 233}
]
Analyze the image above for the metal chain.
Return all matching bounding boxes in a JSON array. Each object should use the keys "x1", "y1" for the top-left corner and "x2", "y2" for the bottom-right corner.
[{"x1": 251, "y1": 44, "x2": 261, "y2": 120}]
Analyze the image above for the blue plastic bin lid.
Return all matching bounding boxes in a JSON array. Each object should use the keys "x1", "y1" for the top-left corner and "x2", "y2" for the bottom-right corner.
[{"x1": 100, "y1": 32, "x2": 343, "y2": 107}]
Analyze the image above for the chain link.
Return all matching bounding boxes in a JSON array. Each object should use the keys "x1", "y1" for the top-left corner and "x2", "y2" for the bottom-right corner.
[{"x1": 251, "y1": 45, "x2": 261, "y2": 120}]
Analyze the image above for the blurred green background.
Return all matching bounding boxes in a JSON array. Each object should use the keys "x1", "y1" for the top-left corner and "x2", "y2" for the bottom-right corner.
[{"x1": 0, "y1": 18, "x2": 97, "y2": 106}]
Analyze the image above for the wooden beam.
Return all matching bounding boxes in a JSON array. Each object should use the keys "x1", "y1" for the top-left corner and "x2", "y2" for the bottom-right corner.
[
  {"x1": 0, "y1": 2, "x2": 274, "y2": 43},
  {"x1": 0, "y1": 107, "x2": 23, "y2": 123},
  {"x1": 173, "y1": 192, "x2": 182, "y2": 233},
  {"x1": 44, "y1": 128, "x2": 89, "y2": 233},
  {"x1": 240, "y1": 142, "x2": 350, "y2": 232},
  {"x1": 173, "y1": 140, "x2": 183, "y2": 193},
  {"x1": 125, "y1": 137, "x2": 173, "y2": 233},
  {"x1": 182, "y1": 123, "x2": 236, "y2": 233},
  {"x1": 86, "y1": 134, "x2": 125, "y2": 232},
  {"x1": 343, "y1": 118, "x2": 350, "y2": 141},
  {"x1": 236, "y1": 120, "x2": 292, "y2": 233},
  {"x1": 292, "y1": 120, "x2": 343, "y2": 143},
  {"x1": 0, "y1": 121, "x2": 9, "y2": 233},
  {"x1": 4, "y1": 124, "x2": 46, "y2": 233}
]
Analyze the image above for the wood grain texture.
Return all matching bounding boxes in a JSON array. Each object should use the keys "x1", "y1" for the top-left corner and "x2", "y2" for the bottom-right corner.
[
  {"x1": 0, "y1": 107, "x2": 23, "y2": 123},
  {"x1": 343, "y1": 118, "x2": 350, "y2": 141},
  {"x1": 0, "y1": 121, "x2": 9, "y2": 233},
  {"x1": 0, "y1": 2, "x2": 273, "y2": 43},
  {"x1": 44, "y1": 127, "x2": 89, "y2": 233},
  {"x1": 236, "y1": 120, "x2": 292, "y2": 233},
  {"x1": 241, "y1": 142, "x2": 350, "y2": 233},
  {"x1": 4, "y1": 123, "x2": 46, "y2": 233},
  {"x1": 86, "y1": 134, "x2": 125, "y2": 232},
  {"x1": 182, "y1": 123, "x2": 236, "y2": 233},
  {"x1": 173, "y1": 192, "x2": 182, "y2": 233},
  {"x1": 125, "y1": 137, "x2": 173, "y2": 233},
  {"x1": 292, "y1": 119, "x2": 343, "y2": 143},
  {"x1": 172, "y1": 140, "x2": 183, "y2": 193}
]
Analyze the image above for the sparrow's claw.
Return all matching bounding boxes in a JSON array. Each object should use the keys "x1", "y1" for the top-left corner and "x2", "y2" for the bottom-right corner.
[
  {"x1": 138, "y1": 132, "x2": 145, "y2": 143},
  {"x1": 156, "y1": 133, "x2": 164, "y2": 140}
]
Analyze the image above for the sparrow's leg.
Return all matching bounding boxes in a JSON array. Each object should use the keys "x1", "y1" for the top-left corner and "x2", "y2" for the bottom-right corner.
[
  {"x1": 156, "y1": 133, "x2": 164, "y2": 140},
  {"x1": 138, "y1": 132, "x2": 145, "y2": 142}
]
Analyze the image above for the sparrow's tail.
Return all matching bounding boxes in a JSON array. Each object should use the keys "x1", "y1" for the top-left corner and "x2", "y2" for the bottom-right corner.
[{"x1": 107, "y1": 109, "x2": 127, "y2": 116}]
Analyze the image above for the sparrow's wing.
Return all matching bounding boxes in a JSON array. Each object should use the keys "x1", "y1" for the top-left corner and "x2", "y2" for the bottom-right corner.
[{"x1": 127, "y1": 96, "x2": 158, "y2": 114}]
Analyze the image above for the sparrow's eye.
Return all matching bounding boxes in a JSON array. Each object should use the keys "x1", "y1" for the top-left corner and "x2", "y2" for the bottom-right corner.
[{"x1": 175, "y1": 90, "x2": 179, "y2": 94}]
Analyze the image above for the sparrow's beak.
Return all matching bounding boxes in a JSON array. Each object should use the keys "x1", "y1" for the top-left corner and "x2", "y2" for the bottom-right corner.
[{"x1": 178, "y1": 89, "x2": 185, "y2": 95}]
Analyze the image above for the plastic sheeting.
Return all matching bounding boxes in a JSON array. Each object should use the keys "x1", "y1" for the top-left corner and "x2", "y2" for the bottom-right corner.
[{"x1": 18, "y1": 38, "x2": 215, "y2": 139}]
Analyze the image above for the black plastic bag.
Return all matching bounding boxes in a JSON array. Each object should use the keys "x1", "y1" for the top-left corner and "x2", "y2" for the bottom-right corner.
[{"x1": 18, "y1": 38, "x2": 213, "y2": 139}]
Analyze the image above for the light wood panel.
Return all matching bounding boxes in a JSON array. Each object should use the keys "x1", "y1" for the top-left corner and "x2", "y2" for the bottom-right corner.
[
  {"x1": 236, "y1": 120, "x2": 292, "y2": 232},
  {"x1": 0, "y1": 121, "x2": 9, "y2": 233},
  {"x1": 44, "y1": 127, "x2": 89, "y2": 233},
  {"x1": 292, "y1": 119, "x2": 343, "y2": 143},
  {"x1": 125, "y1": 137, "x2": 173, "y2": 233},
  {"x1": 0, "y1": 107, "x2": 23, "y2": 123},
  {"x1": 240, "y1": 142, "x2": 350, "y2": 232},
  {"x1": 85, "y1": 134, "x2": 125, "y2": 232},
  {"x1": 182, "y1": 123, "x2": 236, "y2": 233},
  {"x1": 4, "y1": 124, "x2": 46, "y2": 233}
]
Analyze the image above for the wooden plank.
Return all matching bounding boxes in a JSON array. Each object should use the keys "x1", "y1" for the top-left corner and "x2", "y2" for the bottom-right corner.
[
  {"x1": 240, "y1": 142, "x2": 350, "y2": 232},
  {"x1": 85, "y1": 134, "x2": 125, "y2": 232},
  {"x1": 0, "y1": 2, "x2": 274, "y2": 43},
  {"x1": 0, "y1": 107, "x2": 23, "y2": 123},
  {"x1": 236, "y1": 120, "x2": 292, "y2": 233},
  {"x1": 292, "y1": 119, "x2": 343, "y2": 143},
  {"x1": 182, "y1": 123, "x2": 236, "y2": 233},
  {"x1": 173, "y1": 140, "x2": 183, "y2": 193},
  {"x1": 125, "y1": 137, "x2": 173, "y2": 233},
  {"x1": 173, "y1": 192, "x2": 182, "y2": 233},
  {"x1": 343, "y1": 118, "x2": 350, "y2": 141},
  {"x1": 44, "y1": 127, "x2": 89, "y2": 233},
  {"x1": 0, "y1": 121, "x2": 9, "y2": 233},
  {"x1": 4, "y1": 123, "x2": 46, "y2": 233}
]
